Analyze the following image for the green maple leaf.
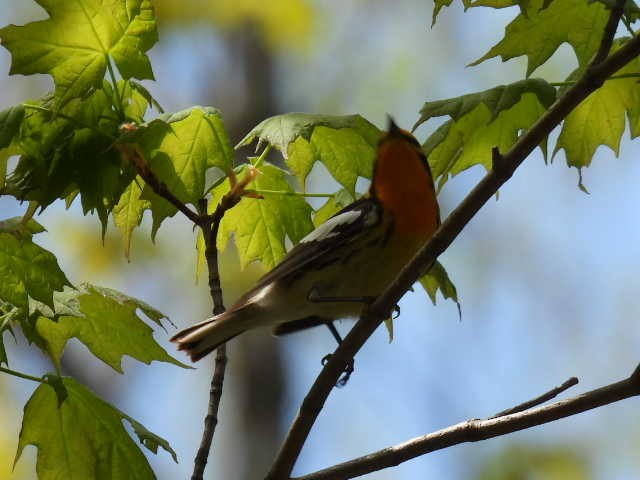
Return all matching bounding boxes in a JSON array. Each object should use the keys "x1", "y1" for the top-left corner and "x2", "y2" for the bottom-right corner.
[
  {"x1": 213, "y1": 164, "x2": 314, "y2": 269},
  {"x1": 0, "y1": 105, "x2": 24, "y2": 149},
  {"x1": 130, "y1": 106, "x2": 233, "y2": 236},
  {"x1": 238, "y1": 113, "x2": 380, "y2": 194},
  {"x1": 417, "y1": 79, "x2": 556, "y2": 189},
  {"x1": 6, "y1": 82, "x2": 157, "y2": 231},
  {"x1": 113, "y1": 178, "x2": 150, "y2": 259},
  {"x1": 0, "y1": 0, "x2": 157, "y2": 107},
  {"x1": 555, "y1": 44, "x2": 640, "y2": 173},
  {"x1": 0, "y1": 217, "x2": 70, "y2": 314},
  {"x1": 470, "y1": 0, "x2": 608, "y2": 76},
  {"x1": 0, "y1": 299, "x2": 22, "y2": 365},
  {"x1": 419, "y1": 260, "x2": 461, "y2": 314},
  {"x1": 432, "y1": 0, "x2": 473, "y2": 25},
  {"x1": 16, "y1": 377, "x2": 176, "y2": 480},
  {"x1": 33, "y1": 283, "x2": 186, "y2": 372}
]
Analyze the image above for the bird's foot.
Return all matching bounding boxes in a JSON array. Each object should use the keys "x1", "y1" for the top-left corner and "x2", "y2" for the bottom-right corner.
[{"x1": 321, "y1": 353, "x2": 355, "y2": 387}]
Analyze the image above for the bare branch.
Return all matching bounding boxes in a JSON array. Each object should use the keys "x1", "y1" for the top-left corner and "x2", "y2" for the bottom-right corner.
[
  {"x1": 191, "y1": 192, "x2": 243, "y2": 480},
  {"x1": 266, "y1": 26, "x2": 640, "y2": 480},
  {"x1": 191, "y1": 344, "x2": 227, "y2": 480},
  {"x1": 295, "y1": 365, "x2": 640, "y2": 480},
  {"x1": 490, "y1": 377, "x2": 579, "y2": 418}
]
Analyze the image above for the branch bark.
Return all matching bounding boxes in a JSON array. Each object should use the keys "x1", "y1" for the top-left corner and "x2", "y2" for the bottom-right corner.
[
  {"x1": 191, "y1": 195, "x2": 240, "y2": 480},
  {"x1": 116, "y1": 143, "x2": 203, "y2": 225},
  {"x1": 119, "y1": 139, "x2": 242, "y2": 479},
  {"x1": 295, "y1": 365, "x2": 640, "y2": 480},
  {"x1": 267, "y1": 7, "x2": 636, "y2": 479}
]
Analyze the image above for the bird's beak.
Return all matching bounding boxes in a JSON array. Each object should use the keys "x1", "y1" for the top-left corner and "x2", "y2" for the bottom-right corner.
[{"x1": 386, "y1": 115, "x2": 400, "y2": 134}]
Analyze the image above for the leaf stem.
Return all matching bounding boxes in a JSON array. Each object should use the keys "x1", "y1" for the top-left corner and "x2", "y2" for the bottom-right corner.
[
  {"x1": 0, "y1": 366, "x2": 45, "y2": 384},
  {"x1": 550, "y1": 72, "x2": 640, "y2": 87},
  {"x1": 22, "y1": 104, "x2": 115, "y2": 140},
  {"x1": 106, "y1": 57, "x2": 125, "y2": 120},
  {"x1": 251, "y1": 144, "x2": 272, "y2": 168},
  {"x1": 247, "y1": 189, "x2": 333, "y2": 198}
]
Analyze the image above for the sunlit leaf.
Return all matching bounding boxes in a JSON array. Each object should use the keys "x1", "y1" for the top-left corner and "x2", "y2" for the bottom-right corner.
[
  {"x1": 129, "y1": 106, "x2": 233, "y2": 236},
  {"x1": 418, "y1": 80, "x2": 555, "y2": 188},
  {"x1": 33, "y1": 283, "x2": 186, "y2": 372},
  {"x1": 0, "y1": 105, "x2": 24, "y2": 149},
  {"x1": 419, "y1": 260, "x2": 461, "y2": 314},
  {"x1": 470, "y1": 0, "x2": 608, "y2": 76},
  {"x1": 113, "y1": 178, "x2": 150, "y2": 259},
  {"x1": 0, "y1": 217, "x2": 70, "y2": 313},
  {"x1": 555, "y1": 42, "x2": 640, "y2": 171},
  {"x1": 432, "y1": 0, "x2": 473, "y2": 25},
  {"x1": 214, "y1": 164, "x2": 314, "y2": 269},
  {"x1": 238, "y1": 113, "x2": 379, "y2": 194},
  {"x1": 5, "y1": 87, "x2": 143, "y2": 230},
  {"x1": 16, "y1": 377, "x2": 176, "y2": 480},
  {"x1": 0, "y1": 0, "x2": 157, "y2": 107}
]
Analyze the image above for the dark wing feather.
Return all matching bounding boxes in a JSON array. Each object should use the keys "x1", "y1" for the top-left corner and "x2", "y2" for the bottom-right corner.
[{"x1": 238, "y1": 196, "x2": 382, "y2": 302}]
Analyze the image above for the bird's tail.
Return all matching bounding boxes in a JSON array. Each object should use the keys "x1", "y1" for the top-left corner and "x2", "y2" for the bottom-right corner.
[{"x1": 170, "y1": 304, "x2": 259, "y2": 361}]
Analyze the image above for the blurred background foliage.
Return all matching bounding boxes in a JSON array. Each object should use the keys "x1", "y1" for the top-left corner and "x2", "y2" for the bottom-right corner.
[{"x1": 1, "y1": 1, "x2": 639, "y2": 479}]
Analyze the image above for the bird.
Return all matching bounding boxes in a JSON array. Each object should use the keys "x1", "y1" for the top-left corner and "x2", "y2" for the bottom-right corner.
[{"x1": 171, "y1": 117, "x2": 440, "y2": 362}]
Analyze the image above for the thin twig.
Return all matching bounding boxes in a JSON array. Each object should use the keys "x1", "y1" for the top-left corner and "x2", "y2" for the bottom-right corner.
[
  {"x1": 116, "y1": 143, "x2": 203, "y2": 225},
  {"x1": 266, "y1": 11, "x2": 637, "y2": 480},
  {"x1": 490, "y1": 377, "x2": 579, "y2": 418},
  {"x1": 0, "y1": 366, "x2": 45, "y2": 383},
  {"x1": 191, "y1": 193, "x2": 242, "y2": 480},
  {"x1": 592, "y1": 0, "x2": 625, "y2": 65},
  {"x1": 295, "y1": 364, "x2": 640, "y2": 480}
]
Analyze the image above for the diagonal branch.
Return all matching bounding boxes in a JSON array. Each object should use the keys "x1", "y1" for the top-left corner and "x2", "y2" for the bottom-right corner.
[
  {"x1": 117, "y1": 143, "x2": 203, "y2": 225},
  {"x1": 266, "y1": 9, "x2": 636, "y2": 480},
  {"x1": 295, "y1": 364, "x2": 640, "y2": 480}
]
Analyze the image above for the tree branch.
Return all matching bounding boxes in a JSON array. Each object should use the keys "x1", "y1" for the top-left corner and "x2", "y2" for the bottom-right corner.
[
  {"x1": 266, "y1": 13, "x2": 638, "y2": 480},
  {"x1": 191, "y1": 194, "x2": 241, "y2": 480},
  {"x1": 116, "y1": 143, "x2": 203, "y2": 225},
  {"x1": 295, "y1": 364, "x2": 640, "y2": 480},
  {"x1": 490, "y1": 376, "x2": 579, "y2": 418},
  {"x1": 592, "y1": 0, "x2": 625, "y2": 65}
]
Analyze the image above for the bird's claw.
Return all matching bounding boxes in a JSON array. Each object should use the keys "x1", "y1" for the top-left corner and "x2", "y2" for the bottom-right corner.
[
  {"x1": 321, "y1": 354, "x2": 355, "y2": 387},
  {"x1": 392, "y1": 304, "x2": 401, "y2": 319}
]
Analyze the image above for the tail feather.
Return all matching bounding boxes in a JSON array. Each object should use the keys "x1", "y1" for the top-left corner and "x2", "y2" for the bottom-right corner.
[{"x1": 171, "y1": 305, "x2": 257, "y2": 361}]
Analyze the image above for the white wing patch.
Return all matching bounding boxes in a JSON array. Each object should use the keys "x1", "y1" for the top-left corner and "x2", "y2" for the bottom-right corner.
[{"x1": 300, "y1": 210, "x2": 362, "y2": 244}]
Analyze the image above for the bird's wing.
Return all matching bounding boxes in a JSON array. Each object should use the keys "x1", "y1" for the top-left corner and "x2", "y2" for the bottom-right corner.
[{"x1": 241, "y1": 196, "x2": 384, "y2": 298}]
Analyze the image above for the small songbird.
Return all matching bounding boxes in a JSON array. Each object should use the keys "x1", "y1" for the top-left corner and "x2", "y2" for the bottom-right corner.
[{"x1": 171, "y1": 118, "x2": 440, "y2": 361}]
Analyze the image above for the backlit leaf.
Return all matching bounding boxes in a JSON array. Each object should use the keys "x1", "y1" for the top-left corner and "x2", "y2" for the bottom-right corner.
[
  {"x1": 130, "y1": 106, "x2": 233, "y2": 236},
  {"x1": 214, "y1": 164, "x2": 314, "y2": 269},
  {"x1": 555, "y1": 43, "x2": 640, "y2": 170},
  {"x1": 0, "y1": 0, "x2": 157, "y2": 107},
  {"x1": 470, "y1": 0, "x2": 608, "y2": 76},
  {"x1": 419, "y1": 260, "x2": 461, "y2": 313},
  {"x1": 418, "y1": 80, "x2": 555, "y2": 188},
  {"x1": 34, "y1": 283, "x2": 185, "y2": 372},
  {"x1": 0, "y1": 217, "x2": 70, "y2": 313},
  {"x1": 16, "y1": 377, "x2": 176, "y2": 480},
  {"x1": 238, "y1": 113, "x2": 379, "y2": 194}
]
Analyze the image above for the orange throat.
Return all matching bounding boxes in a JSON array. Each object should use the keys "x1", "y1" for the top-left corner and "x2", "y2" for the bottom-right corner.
[{"x1": 373, "y1": 140, "x2": 439, "y2": 238}]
